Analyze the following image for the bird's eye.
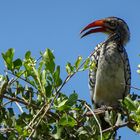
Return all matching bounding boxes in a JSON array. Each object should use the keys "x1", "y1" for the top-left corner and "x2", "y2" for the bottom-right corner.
[{"x1": 109, "y1": 21, "x2": 117, "y2": 28}]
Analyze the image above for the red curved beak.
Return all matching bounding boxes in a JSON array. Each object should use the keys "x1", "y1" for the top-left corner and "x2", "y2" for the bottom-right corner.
[{"x1": 80, "y1": 20, "x2": 106, "y2": 38}]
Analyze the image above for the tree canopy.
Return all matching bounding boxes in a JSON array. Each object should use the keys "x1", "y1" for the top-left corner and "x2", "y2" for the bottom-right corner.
[{"x1": 0, "y1": 48, "x2": 140, "y2": 140}]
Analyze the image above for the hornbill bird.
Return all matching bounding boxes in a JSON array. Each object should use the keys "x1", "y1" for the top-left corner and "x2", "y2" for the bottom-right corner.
[{"x1": 80, "y1": 17, "x2": 131, "y2": 129}]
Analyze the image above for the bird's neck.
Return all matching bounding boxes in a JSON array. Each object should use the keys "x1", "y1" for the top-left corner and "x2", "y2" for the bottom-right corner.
[{"x1": 105, "y1": 33, "x2": 122, "y2": 45}]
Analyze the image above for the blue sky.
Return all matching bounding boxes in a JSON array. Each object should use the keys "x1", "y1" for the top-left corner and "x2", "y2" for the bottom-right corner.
[{"x1": 0, "y1": 1, "x2": 140, "y2": 139}]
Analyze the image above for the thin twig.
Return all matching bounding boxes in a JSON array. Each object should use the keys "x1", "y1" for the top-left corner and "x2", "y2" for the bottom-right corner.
[
  {"x1": 11, "y1": 87, "x2": 37, "y2": 94},
  {"x1": 3, "y1": 95, "x2": 29, "y2": 106},
  {"x1": 130, "y1": 85, "x2": 140, "y2": 91},
  {"x1": 15, "y1": 102, "x2": 24, "y2": 113},
  {"x1": 3, "y1": 100, "x2": 12, "y2": 107},
  {"x1": 27, "y1": 104, "x2": 50, "y2": 139},
  {"x1": 0, "y1": 128, "x2": 15, "y2": 134},
  {"x1": 102, "y1": 121, "x2": 129, "y2": 133},
  {"x1": 3, "y1": 95, "x2": 38, "y2": 108},
  {"x1": 37, "y1": 56, "x2": 42, "y2": 62},
  {"x1": 5, "y1": 70, "x2": 35, "y2": 88},
  {"x1": 86, "y1": 106, "x2": 113, "y2": 116},
  {"x1": 26, "y1": 103, "x2": 46, "y2": 130},
  {"x1": 84, "y1": 103, "x2": 103, "y2": 140},
  {"x1": 77, "y1": 100, "x2": 113, "y2": 116},
  {"x1": 121, "y1": 83, "x2": 140, "y2": 91}
]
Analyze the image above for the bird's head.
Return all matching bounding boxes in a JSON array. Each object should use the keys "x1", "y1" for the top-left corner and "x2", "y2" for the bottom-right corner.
[{"x1": 80, "y1": 17, "x2": 130, "y2": 45}]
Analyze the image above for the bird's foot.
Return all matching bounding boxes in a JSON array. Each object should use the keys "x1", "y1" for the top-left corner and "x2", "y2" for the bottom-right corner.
[{"x1": 99, "y1": 105, "x2": 113, "y2": 111}]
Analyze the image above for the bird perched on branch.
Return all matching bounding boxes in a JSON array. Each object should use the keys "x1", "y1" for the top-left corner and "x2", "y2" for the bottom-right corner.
[{"x1": 80, "y1": 17, "x2": 131, "y2": 129}]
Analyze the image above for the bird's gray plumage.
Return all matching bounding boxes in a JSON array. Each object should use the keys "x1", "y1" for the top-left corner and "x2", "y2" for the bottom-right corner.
[{"x1": 89, "y1": 34, "x2": 131, "y2": 107}]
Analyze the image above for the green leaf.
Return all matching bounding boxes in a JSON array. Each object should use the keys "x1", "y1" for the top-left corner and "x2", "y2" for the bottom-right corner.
[
  {"x1": 2, "y1": 48, "x2": 14, "y2": 70},
  {"x1": 25, "y1": 51, "x2": 31, "y2": 59},
  {"x1": 16, "y1": 70, "x2": 25, "y2": 77},
  {"x1": 55, "y1": 93, "x2": 78, "y2": 111},
  {"x1": 56, "y1": 99, "x2": 68, "y2": 109},
  {"x1": 15, "y1": 125, "x2": 23, "y2": 134},
  {"x1": 83, "y1": 58, "x2": 90, "y2": 70},
  {"x1": 43, "y1": 49, "x2": 55, "y2": 73},
  {"x1": 59, "y1": 114, "x2": 77, "y2": 127},
  {"x1": 75, "y1": 56, "x2": 82, "y2": 70},
  {"x1": 53, "y1": 66, "x2": 62, "y2": 87},
  {"x1": 0, "y1": 76, "x2": 8, "y2": 97},
  {"x1": 24, "y1": 63, "x2": 33, "y2": 76},
  {"x1": 41, "y1": 70, "x2": 47, "y2": 86},
  {"x1": 77, "y1": 127, "x2": 87, "y2": 136},
  {"x1": 66, "y1": 62, "x2": 74, "y2": 75},
  {"x1": 66, "y1": 92, "x2": 78, "y2": 107},
  {"x1": 28, "y1": 80, "x2": 36, "y2": 87},
  {"x1": 38, "y1": 60, "x2": 44, "y2": 74},
  {"x1": 13, "y1": 58, "x2": 22, "y2": 70},
  {"x1": 54, "y1": 93, "x2": 70, "y2": 111},
  {"x1": 124, "y1": 96, "x2": 137, "y2": 111},
  {"x1": 45, "y1": 82, "x2": 52, "y2": 97},
  {"x1": 43, "y1": 49, "x2": 55, "y2": 61},
  {"x1": 136, "y1": 105, "x2": 140, "y2": 115},
  {"x1": 52, "y1": 125, "x2": 63, "y2": 139},
  {"x1": 90, "y1": 60, "x2": 97, "y2": 71},
  {"x1": 23, "y1": 54, "x2": 36, "y2": 77},
  {"x1": 37, "y1": 94, "x2": 42, "y2": 102}
]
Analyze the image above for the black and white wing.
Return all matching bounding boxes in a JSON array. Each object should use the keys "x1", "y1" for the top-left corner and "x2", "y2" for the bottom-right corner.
[
  {"x1": 89, "y1": 43, "x2": 102, "y2": 103},
  {"x1": 119, "y1": 46, "x2": 131, "y2": 97}
]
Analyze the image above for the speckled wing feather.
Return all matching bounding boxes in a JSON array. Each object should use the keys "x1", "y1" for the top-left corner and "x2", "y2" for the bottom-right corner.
[
  {"x1": 118, "y1": 46, "x2": 131, "y2": 96},
  {"x1": 89, "y1": 43, "x2": 102, "y2": 103}
]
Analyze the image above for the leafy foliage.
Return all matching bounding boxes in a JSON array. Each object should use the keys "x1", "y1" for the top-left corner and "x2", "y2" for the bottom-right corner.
[{"x1": 0, "y1": 48, "x2": 140, "y2": 139}]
